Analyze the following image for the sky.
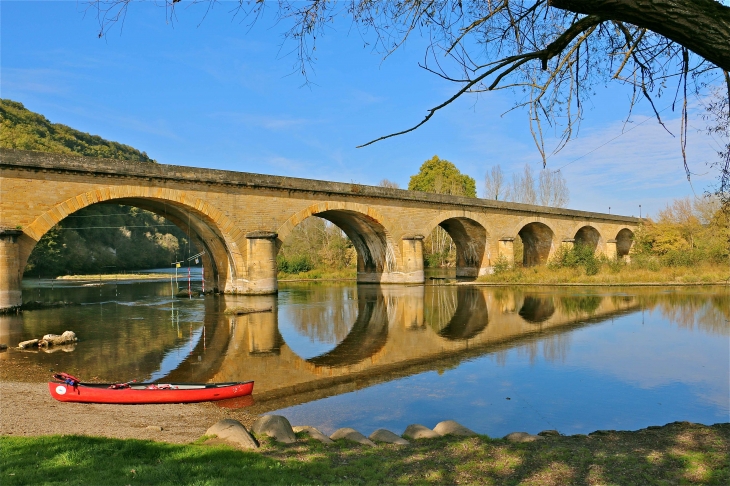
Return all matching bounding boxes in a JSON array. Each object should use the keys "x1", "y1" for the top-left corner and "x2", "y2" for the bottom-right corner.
[{"x1": 1, "y1": 1, "x2": 725, "y2": 217}]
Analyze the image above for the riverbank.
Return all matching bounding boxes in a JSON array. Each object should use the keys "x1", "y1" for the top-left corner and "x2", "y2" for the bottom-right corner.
[
  {"x1": 474, "y1": 261, "x2": 730, "y2": 285},
  {"x1": 1, "y1": 387, "x2": 727, "y2": 486},
  {"x1": 55, "y1": 273, "x2": 175, "y2": 281}
]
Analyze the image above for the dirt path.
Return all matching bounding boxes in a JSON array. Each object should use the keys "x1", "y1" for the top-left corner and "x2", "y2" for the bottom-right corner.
[{"x1": 1, "y1": 364, "x2": 256, "y2": 444}]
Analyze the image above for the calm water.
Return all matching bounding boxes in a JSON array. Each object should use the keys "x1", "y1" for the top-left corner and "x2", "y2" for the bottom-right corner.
[{"x1": 1, "y1": 272, "x2": 728, "y2": 437}]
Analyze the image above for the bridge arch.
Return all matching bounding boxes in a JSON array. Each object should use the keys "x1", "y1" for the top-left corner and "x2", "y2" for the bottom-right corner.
[
  {"x1": 572, "y1": 224, "x2": 602, "y2": 253},
  {"x1": 421, "y1": 211, "x2": 492, "y2": 277},
  {"x1": 615, "y1": 228, "x2": 635, "y2": 258},
  {"x1": 514, "y1": 220, "x2": 556, "y2": 267},
  {"x1": 277, "y1": 202, "x2": 403, "y2": 282},
  {"x1": 20, "y1": 187, "x2": 245, "y2": 292}
]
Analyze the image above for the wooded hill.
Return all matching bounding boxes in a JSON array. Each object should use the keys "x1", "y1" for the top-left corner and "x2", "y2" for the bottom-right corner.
[
  {"x1": 0, "y1": 99, "x2": 154, "y2": 161},
  {"x1": 0, "y1": 99, "x2": 190, "y2": 276}
]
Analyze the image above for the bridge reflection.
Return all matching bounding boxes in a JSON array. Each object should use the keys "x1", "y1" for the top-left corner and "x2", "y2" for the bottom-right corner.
[{"x1": 161, "y1": 285, "x2": 647, "y2": 411}]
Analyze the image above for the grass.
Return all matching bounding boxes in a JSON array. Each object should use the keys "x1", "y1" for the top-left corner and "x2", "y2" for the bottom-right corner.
[
  {"x1": 2, "y1": 422, "x2": 728, "y2": 485},
  {"x1": 476, "y1": 261, "x2": 730, "y2": 285},
  {"x1": 278, "y1": 267, "x2": 356, "y2": 281}
]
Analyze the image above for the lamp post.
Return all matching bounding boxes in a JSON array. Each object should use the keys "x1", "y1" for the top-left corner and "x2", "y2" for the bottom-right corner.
[{"x1": 639, "y1": 204, "x2": 642, "y2": 219}]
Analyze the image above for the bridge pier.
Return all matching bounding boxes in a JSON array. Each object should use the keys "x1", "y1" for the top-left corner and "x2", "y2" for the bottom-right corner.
[
  {"x1": 399, "y1": 235, "x2": 425, "y2": 283},
  {"x1": 0, "y1": 229, "x2": 23, "y2": 313},
  {"x1": 243, "y1": 231, "x2": 278, "y2": 295},
  {"x1": 498, "y1": 237, "x2": 515, "y2": 265},
  {"x1": 605, "y1": 239, "x2": 618, "y2": 260}
]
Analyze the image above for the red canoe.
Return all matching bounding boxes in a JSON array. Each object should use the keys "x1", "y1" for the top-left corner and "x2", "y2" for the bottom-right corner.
[{"x1": 48, "y1": 373, "x2": 254, "y2": 404}]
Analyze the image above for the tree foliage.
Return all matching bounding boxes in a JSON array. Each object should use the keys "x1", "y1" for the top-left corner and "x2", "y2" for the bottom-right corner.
[
  {"x1": 25, "y1": 204, "x2": 189, "y2": 277},
  {"x1": 408, "y1": 155, "x2": 476, "y2": 197},
  {"x1": 0, "y1": 99, "x2": 155, "y2": 162},
  {"x1": 632, "y1": 196, "x2": 729, "y2": 266},
  {"x1": 277, "y1": 217, "x2": 356, "y2": 274},
  {"x1": 408, "y1": 155, "x2": 476, "y2": 267}
]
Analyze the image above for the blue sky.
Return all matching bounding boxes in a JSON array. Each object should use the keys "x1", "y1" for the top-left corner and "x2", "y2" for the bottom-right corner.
[{"x1": 1, "y1": 1, "x2": 724, "y2": 217}]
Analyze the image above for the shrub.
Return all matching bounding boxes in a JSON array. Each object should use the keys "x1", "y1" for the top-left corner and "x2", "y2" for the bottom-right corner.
[
  {"x1": 277, "y1": 254, "x2": 313, "y2": 274},
  {"x1": 549, "y1": 243, "x2": 600, "y2": 275},
  {"x1": 493, "y1": 255, "x2": 512, "y2": 274}
]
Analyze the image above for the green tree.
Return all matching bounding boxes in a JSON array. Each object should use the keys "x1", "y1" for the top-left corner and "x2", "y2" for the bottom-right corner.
[
  {"x1": 408, "y1": 156, "x2": 476, "y2": 267},
  {"x1": 408, "y1": 156, "x2": 476, "y2": 197}
]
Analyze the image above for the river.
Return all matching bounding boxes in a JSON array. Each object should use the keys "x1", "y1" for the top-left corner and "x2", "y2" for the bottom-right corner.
[{"x1": 1, "y1": 270, "x2": 728, "y2": 437}]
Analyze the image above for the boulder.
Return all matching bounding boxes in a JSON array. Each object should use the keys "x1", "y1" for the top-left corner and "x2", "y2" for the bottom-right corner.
[
  {"x1": 330, "y1": 428, "x2": 376, "y2": 447},
  {"x1": 503, "y1": 432, "x2": 544, "y2": 443},
  {"x1": 18, "y1": 339, "x2": 39, "y2": 349},
  {"x1": 206, "y1": 419, "x2": 258, "y2": 449},
  {"x1": 537, "y1": 429, "x2": 561, "y2": 437},
  {"x1": 292, "y1": 426, "x2": 334, "y2": 444},
  {"x1": 252, "y1": 415, "x2": 296, "y2": 444},
  {"x1": 369, "y1": 429, "x2": 409, "y2": 445},
  {"x1": 433, "y1": 420, "x2": 477, "y2": 437},
  {"x1": 39, "y1": 331, "x2": 77, "y2": 347},
  {"x1": 403, "y1": 424, "x2": 440, "y2": 440}
]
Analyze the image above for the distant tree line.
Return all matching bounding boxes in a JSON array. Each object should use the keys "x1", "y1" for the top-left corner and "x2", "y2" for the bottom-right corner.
[{"x1": 25, "y1": 205, "x2": 190, "y2": 277}]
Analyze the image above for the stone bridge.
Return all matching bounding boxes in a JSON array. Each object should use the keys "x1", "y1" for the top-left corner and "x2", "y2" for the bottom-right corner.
[{"x1": 0, "y1": 149, "x2": 639, "y2": 310}]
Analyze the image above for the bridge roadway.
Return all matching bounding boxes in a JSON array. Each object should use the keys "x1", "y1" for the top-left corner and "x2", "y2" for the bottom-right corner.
[{"x1": 0, "y1": 149, "x2": 639, "y2": 311}]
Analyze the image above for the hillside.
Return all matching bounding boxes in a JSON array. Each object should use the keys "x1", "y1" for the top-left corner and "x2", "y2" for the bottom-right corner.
[
  {"x1": 0, "y1": 99, "x2": 154, "y2": 162},
  {"x1": 0, "y1": 99, "x2": 192, "y2": 276}
]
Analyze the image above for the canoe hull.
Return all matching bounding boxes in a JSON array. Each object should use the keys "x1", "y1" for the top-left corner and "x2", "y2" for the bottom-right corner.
[{"x1": 48, "y1": 381, "x2": 254, "y2": 404}]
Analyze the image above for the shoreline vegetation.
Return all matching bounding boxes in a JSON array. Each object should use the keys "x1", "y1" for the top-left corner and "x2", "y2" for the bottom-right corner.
[
  {"x1": 34, "y1": 265, "x2": 728, "y2": 286},
  {"x1": 2, "y1": 422, "x2": 728, "y2": 485}
]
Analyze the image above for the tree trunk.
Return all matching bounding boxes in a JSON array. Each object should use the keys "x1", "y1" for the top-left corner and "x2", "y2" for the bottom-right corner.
[{"x1": 551, "y1": 0, "x2": 730, "y2": 70}]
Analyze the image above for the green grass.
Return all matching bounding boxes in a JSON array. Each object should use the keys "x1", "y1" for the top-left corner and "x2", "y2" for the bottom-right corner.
[
  {"x1": 477, "y1": 260, "x2": 730, "y2": 285},
  {"x1": 2, "y1": 423, "x2": 728, "y2": 485}
]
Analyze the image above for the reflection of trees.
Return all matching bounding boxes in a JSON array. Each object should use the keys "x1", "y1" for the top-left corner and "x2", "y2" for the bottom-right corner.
[
  {"x1": 559, "y1": 295, "x2": 603, "y2": 317},
  {"x1": 424, "y1": 286, "x2": 459, "y2": 333},
  {"x1": 639, "y1": 292, "x2": 730, "y2": 335},
  {"x1": 284, "y1": 285, "x2": 358, "y2": 344},
  {"x1": 516, "y1": 333, "x2": 571, "y2": 365}
]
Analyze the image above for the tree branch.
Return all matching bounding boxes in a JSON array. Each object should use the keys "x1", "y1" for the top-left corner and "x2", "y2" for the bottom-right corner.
[{"x1": 550, "y1": 0, "x2": 730, "y2": 70}]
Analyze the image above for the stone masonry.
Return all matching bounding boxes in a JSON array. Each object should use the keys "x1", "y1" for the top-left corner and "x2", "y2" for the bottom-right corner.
[{"x1": 0, "y1": 148, "x2": 639, "y2": 311}]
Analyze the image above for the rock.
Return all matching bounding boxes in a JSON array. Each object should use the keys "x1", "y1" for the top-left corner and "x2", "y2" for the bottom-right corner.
[
  {"x1": 39, "y1": 331, "x2": 77, "y2": 347},
  {"x1": 146, "y1": 425, "x2": 163, "y2": 432},
  {"x1": 369, "y1": 429, "x2": 409, "y2": 445},
  {"x1": 433, "y1": 420, "x2": 477, "y2": 437},
  {"x1": 503, "y1": 432, "x2": 544, "y2": 443},
  {"x1": 0, "y1": 344, "x2": 8, "y2": 351},
  {"x1": 330, "y1": 428, "x2": 376, "y2": 447},
  {"x1": 176, "y1": 290, "x2": 201, "y2": 298},
  {"x1": 292, "y1": 426, "x2": 334, "y2": 444},
  {"x1": 538, "y1": 430, "x2": 561, "y2": 437},
  {"x1": 252, "y1": 415, "x2": 296, "y2": 444},
  {"x1": 403, "y1": 424, "x2": 440, "y2": 440},
  {"x1": 206, "y1": 419, "x2": 258, "y2": 449},
  {"x1": 18, "y1": 339, "x2": 39, "y2": 349}
]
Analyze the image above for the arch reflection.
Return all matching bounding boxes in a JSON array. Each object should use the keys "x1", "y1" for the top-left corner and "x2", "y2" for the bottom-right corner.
[{"x1": 518, "y1": 295, "x2": 556, "y2": 324}]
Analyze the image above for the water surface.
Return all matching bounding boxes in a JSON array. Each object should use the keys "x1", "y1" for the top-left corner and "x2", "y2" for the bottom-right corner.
[{"x1": 1, "y1": 274, "x2": 727, "y2": 437}]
